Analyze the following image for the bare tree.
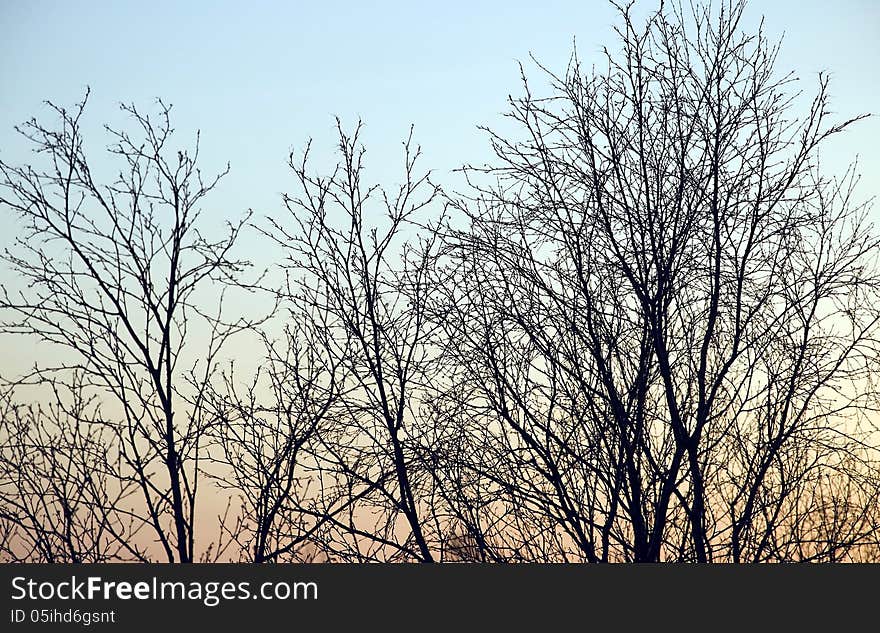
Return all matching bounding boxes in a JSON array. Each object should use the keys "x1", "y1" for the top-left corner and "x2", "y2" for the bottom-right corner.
[
  {"x1": 1, "y1": 0, "x2": 878, "y2": 565},
  {"x1": 204, "y1": 320, "x2": 343, "y2": 563},
  {"x1": 437, "y1": 0, "x2": 880, "y2": 562},
  {"x1": 258, "y1": 121, "x2": 447, "y2": 562},
  {"x1": 0, "y1": 91, "x2": 252, "y2": 562},
  {"x1": 0, "y1": 380, "x2": 134, "y2": 562}
]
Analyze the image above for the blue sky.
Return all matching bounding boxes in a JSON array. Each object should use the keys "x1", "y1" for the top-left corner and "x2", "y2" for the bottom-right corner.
[
  {"x1": 2, "y1": 1, "x2": 877, "y2": 226},
  {"x1": 0, "y1": 0, "x2": 877, "y2": 357}
]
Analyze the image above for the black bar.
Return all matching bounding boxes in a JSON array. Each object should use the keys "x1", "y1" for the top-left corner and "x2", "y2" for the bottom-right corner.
[{"x1": 1, "y1": 563, "x2": 876, "y2": 631}]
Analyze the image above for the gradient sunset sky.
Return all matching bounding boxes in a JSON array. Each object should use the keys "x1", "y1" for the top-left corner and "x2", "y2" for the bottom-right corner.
[{"x1": 0, "y1": 0, "x2": 878, "y2": 561}]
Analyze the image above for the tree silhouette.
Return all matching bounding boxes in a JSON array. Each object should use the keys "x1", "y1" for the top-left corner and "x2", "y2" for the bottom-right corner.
[
  {"x1": 0, "y1": 92, "x2": 253, "y2": 562},
  {"x1": 0, "y1": 380, "x2": 132, "y2": 562},
  {"x1": 437, "y1": 0, "x2": 880, "y2": 561},
  {"x1": 256, "y1": 121, "x2": 447, "y2": 562},
  {"x1": 0, "y1": 0, "x2": 877, "y2": 563}
]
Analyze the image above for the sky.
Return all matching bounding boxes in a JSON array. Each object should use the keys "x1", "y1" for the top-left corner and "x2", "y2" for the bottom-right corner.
[
  {"x1": 1, "y1": 1, "x2": 878, "y2": 216},
  {"x1": 0, "y1": 0, "x2": 878, "y2": 375},
  {"x1": 0, "y1": 0, "x2": 878, "y2": 559}
]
